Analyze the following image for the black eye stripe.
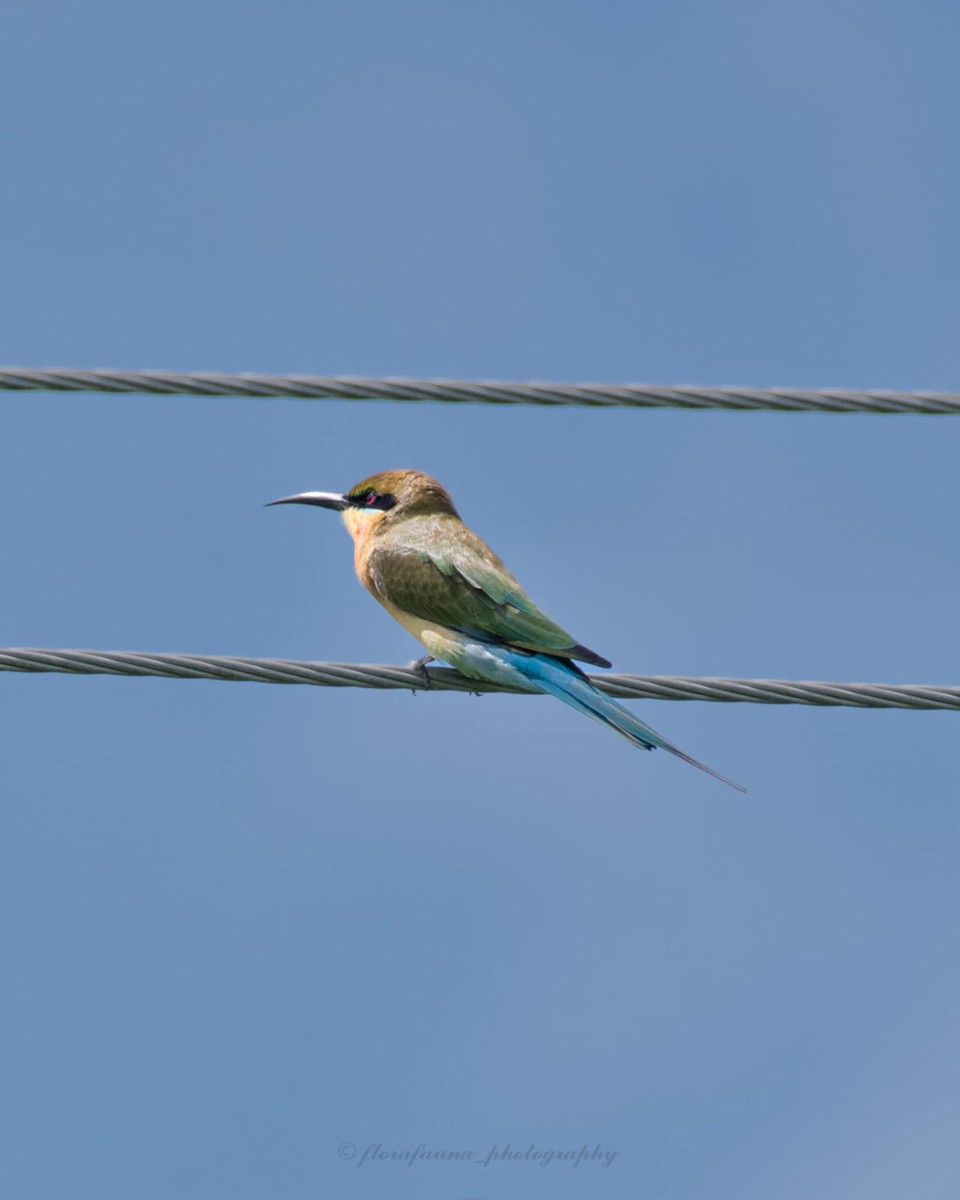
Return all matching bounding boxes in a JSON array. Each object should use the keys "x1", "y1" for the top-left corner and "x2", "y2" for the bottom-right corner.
[{"x1": 348, "y1": 491, "x2": 396, "y2": 512}]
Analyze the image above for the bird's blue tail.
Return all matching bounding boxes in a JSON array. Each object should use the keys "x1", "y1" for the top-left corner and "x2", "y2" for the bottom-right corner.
[{"x1": 503, "y1": 649, "x2": 745, "y2": 793}]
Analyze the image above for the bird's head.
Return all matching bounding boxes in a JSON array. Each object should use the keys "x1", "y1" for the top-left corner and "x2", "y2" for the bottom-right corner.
[{"x1": 267, "y1": 469, "x2": 459, "y2": 542}]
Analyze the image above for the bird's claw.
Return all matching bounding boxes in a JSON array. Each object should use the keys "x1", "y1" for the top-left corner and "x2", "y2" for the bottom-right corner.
[{"x1": 409, "y1": 655, "x2": 435, "y2": 694}]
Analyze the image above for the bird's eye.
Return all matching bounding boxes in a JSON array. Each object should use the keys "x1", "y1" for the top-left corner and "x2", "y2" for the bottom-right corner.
[{"x1": 364, "y1": 491, "x2": 378, "y2": 507}]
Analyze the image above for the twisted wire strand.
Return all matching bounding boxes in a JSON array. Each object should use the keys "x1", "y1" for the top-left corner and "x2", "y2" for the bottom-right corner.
[
  {"x1": 2, "y1": 648, "x2": 958, "y2": 709},
  {"x1": 2, "y1": 367, "x2": 960, "y2": 414}
]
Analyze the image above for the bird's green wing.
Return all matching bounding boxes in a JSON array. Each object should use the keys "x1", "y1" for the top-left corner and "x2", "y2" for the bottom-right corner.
[{"x1": 367, "y1": 520, "x2": 611, "y2": 667}]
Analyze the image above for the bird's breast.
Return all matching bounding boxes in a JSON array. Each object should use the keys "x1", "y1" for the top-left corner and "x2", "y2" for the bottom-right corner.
[{"x1": 344, "y1": 514, "x2": 384, "y2": 594}]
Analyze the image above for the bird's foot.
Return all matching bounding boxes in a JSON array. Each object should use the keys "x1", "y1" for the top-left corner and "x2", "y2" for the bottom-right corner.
[{"x1": 408, "y1": 655, "x2": 435, "y2": 693}]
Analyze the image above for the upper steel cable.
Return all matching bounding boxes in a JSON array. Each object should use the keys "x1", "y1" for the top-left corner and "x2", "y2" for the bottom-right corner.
[
  {"x1": 1, "y1": 648, "x2": 958, "y2": 709},
  {"x1": 2, "y1": 367, "x2": 960, "y2": 413}
]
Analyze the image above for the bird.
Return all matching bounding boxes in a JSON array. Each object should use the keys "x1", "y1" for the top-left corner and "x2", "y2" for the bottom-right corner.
[{"x1": 268, "y1": 469, "x2": 744, "y2": 792}]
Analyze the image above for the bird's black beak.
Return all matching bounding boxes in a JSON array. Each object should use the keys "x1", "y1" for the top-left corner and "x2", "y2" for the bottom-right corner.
[{"x1": 265, "y1": 490, "x2": 349, "y2": 511}]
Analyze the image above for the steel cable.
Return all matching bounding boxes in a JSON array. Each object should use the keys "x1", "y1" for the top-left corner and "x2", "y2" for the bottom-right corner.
[
  {"x1": 1, "y1": 648, "x2": 958, "y2": 709},
  {"x1": 2, "y1": 367, "x2": 960, "y2": 414}
]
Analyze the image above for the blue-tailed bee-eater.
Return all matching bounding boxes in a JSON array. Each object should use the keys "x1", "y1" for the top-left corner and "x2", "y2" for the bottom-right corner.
[{"x1": 268, "y1": 470, "x2": 744, "y2": 791}]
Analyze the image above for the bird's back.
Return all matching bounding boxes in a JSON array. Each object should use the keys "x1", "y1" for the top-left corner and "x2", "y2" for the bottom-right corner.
[{"x1": 361, "y1": 510, "x2": 612, "y2": 668}]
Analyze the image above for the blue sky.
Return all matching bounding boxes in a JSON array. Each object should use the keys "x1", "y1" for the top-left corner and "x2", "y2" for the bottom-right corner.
[{"x1": 2, "y1": 2, "x2": 960, "y2": 1198}]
